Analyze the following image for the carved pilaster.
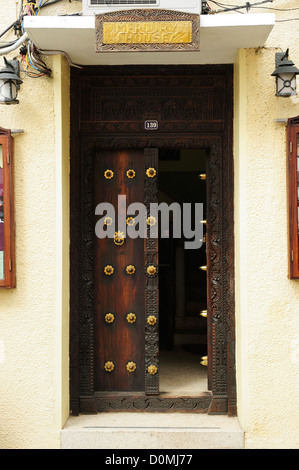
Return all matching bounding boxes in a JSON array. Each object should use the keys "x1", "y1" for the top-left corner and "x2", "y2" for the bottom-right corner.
[{"x1": 144, "y1": 148, "x2": 159, "y2": 395}]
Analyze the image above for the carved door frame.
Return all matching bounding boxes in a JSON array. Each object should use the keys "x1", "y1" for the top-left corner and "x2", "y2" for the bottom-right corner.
[{"x1": 69, "y1": 65, "x2": 236, "y2": 416}]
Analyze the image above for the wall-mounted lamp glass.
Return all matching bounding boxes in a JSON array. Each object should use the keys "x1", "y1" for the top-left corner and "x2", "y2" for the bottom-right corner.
[
  {"x1": 0, "y1": 58, "x2": 22, "y2": 105},
  {"x1": 272, "y1": 49, "x2": 299, "y2": 97}
]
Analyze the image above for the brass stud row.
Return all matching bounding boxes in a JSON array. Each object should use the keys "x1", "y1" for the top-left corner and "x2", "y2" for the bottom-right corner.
[
  {"x1": 104, "y1": 264, "x2": 158, "y2": 276},
  {"x1": 104, "y1": 169, "x2": 136, "y2": 179},
  {"x1": 103, "y1": 265, "x2": 136, "y2": 275},
  {"x1": 104, "y1": 363, "x2": 158, "y2": 374},
  {"x1": 104, "y1": 361, "x2": 137, "y2": 373},
  {"x1": 104, "y1": 168, "x2": 157, "y2": 180},
  {"x1": 105, "y1": 314, "x2": 157, "y2": 325},
  {"x1": 105, "y1": 313, "x2": 157, "y2": 325},
  {"x1": 105, "y1": 216, "x2": 157, "y2": 228},
  {"x1": 199, "y1": 175, "x2": 207, "y2": 334},
  {"x1": 104, "y1": 312, "x2": 137, "y2": 324}
]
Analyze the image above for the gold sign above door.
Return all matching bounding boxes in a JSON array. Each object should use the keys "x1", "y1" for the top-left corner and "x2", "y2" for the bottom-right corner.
[
  {"x1": 95, "y1": 9, "x2": 200, "y2": 52},
  {"x1": 103, "y1": 21, "x2": 193, "y2": 45}
]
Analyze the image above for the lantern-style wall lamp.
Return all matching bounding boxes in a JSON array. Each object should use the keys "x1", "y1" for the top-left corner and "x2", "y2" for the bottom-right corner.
[
  {"x1": 272, "y1": 49, "x2": 299, "y2": 97},
  {"x1": 0, "y1": 58, "x2": 22, "y2": 105}
]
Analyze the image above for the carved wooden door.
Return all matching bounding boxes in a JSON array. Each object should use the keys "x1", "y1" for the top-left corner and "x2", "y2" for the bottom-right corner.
[
  {"x1": 94, "y1": 148, "x2": 159, "y2": 394},
  {"x1": 70, "y1": 65, "x2": 236, "y2": 415}
]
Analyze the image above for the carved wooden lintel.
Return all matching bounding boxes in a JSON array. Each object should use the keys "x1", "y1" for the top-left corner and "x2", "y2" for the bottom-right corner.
[{"x1": 95, "y1": 10, "x2": 200, "y2": 52}]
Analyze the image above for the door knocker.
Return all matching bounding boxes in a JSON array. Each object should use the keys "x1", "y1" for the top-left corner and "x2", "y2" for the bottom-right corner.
[{"x1": 114, "y1": 231, "x2": 125, "y2": 246}]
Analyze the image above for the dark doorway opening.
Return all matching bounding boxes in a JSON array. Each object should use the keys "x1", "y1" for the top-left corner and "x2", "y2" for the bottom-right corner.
[{"x1": 158, "y1": 149, "x2": 208, "y2": 395}]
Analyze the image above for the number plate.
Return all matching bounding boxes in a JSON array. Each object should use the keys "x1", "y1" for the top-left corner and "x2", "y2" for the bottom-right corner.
[{"x1": 145, "y1": 120, "x2": 158, "y2": 130}]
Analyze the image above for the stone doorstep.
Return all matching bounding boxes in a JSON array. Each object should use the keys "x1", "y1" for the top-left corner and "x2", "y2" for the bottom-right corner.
[{"x1": 61, "y1": 413, "x2": 244, "y2": 449}]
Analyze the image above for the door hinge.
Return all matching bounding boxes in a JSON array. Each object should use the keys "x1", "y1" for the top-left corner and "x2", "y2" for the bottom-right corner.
[
  {"x1": 7, "y1": 152, "x2": 10, "y2": 165},
  {"x1": 9, "y1": 259, "x2": 12, "y2": 271},
  {"x1": 291, "y1": 250, "x2": 294, "y2": 262},
  {"x1": 290, "y1": 141, "x2": 293, "y2": 153}
]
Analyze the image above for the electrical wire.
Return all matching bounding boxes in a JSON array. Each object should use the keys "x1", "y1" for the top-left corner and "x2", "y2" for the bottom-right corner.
[
  {"x1": 20, "y1": 41, "x2": 51, "y2": 77},
  {"x1": 207, "y1": 0, "x2": 274, "y2": 14},
  {"x1": 256, "y1": 7, "x2": 299, "y2": 11},
  {"x1": 0, "y1": 40, "x2": 22, "y2": 49},
  {"x1": 0, "y1": 0, "x2": 66, "y2": 62},
  {"x1": 0, "y1": 33, "x2": 28, "y2": 56},
  {"x1": 0, "y1": 21, "x2": 20, "y2": 39},
  {"x1": 0, "y1": 1, "x2": 56, "y2": 74},
  {"x1": 206, "y1": 0, "x2": 299, "y2": 13},
  {"x1": 275, "y1": 18, "x2": 299, "y2": 22}
]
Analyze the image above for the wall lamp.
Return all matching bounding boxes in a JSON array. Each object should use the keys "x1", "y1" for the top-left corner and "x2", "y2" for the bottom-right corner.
[
  {"x1": 272, "y1": 49, "x2": 299, "y2": 97},
  {"x1": 0, "y1": 58, "x2": 22, "y2": 105}
]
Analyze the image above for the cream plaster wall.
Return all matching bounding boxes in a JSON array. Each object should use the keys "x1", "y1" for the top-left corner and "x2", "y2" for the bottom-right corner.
[
  {"x1": 0, "y1": 2, "x2": 70, "y2": 449},
  {"x1": 0, "y1": 0, "x2": 298, "y2": 449},
  {"x1": 234, "y1": 19, "x2": 299, "y2": 447}
]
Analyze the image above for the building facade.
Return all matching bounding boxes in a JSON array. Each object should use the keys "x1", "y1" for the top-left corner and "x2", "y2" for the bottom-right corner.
[{"x1": 0, "y1": 0, "x2": 298, "y2": 449}]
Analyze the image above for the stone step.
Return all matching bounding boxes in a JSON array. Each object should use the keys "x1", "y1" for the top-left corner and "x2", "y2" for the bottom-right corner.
[{"x1": 61, "y1": 413, "x2": 244, "y2": 449}]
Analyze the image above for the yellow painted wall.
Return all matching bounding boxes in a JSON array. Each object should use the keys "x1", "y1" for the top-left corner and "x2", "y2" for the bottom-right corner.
[
  {"x1": 0, "y1": 2, "x2": 70, "y2": 448},
  {"x1": 234, "y1": 34, "x2": 299, "y2": 449},
  {"x1": 0, "y1": 0, "x2": 298, "y2": 449}
]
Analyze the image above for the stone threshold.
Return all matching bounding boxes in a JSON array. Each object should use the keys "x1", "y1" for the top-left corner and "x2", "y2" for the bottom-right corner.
[{"x1": 61, "y1": 412, "x2": 244, "y2": 449}]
